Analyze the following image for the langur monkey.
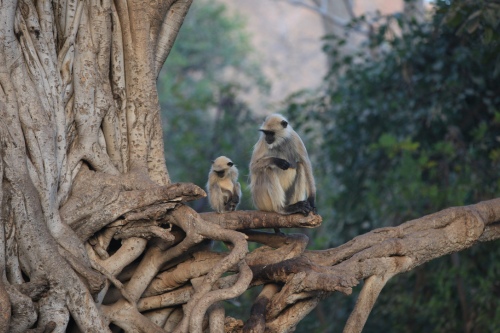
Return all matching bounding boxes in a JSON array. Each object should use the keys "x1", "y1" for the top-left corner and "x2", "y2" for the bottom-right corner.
[
  {"x1": 206, "y1": 156, "x2": 242, "y2": 213},
  {"x1": 249, "y1": 114, "x2": 316, "y2": 215}
]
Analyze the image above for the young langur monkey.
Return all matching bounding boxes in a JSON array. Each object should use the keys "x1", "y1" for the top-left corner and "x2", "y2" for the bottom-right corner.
[
  {"x1": 206, "y1": 156, "x2": 242, "y2": 213},
  {"x1": 249, "y1": 114, "x2": 316, "y2": 216}
]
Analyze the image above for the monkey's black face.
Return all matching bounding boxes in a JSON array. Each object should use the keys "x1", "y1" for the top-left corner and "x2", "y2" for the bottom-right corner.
[
  {"x1": 260, "y1": 130, "x2": 275, "y2": 144},
  {"x1": 215, "y1": 170, "x2": 225, "y2": 178}
]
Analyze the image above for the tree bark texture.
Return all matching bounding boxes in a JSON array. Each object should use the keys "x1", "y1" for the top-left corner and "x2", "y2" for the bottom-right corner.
[{"x1": 0, "y1": 1, "x2": 499, "y2": 333}]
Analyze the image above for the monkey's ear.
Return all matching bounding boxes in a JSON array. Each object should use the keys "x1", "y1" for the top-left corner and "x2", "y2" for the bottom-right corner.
[
  {"x1": 211, "y1": 160, "x2": 215, "y2": 164},
  {"x1": 227, "y1": 162, "x2": 234, "y2": 167},
  {"x1": 281, "y1": 120, "x2": 288, "y2": 128}
]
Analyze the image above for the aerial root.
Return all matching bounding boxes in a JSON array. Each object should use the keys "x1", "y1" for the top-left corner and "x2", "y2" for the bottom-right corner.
[
  {"x1": 25, "y1": 321, "x2": 57, "y2": 333},
  {"x1": 242, "y1": 283, "x2": 279, "y2": 333},
  {"x1": 189, "y1": 261, "x2": 253, "y2": 333},
  {"x1": 208, "y1": 302, "x2": 225, "y2": 332},
  {"x1": 166, "y1": 205, "x2": 250, "y2": 333},
  {"x1": 59, "y1": 249, "x2": 106, "y2": 294},
  {"x1": 265, "y1": 297, "x2": 321, "y2": 333},
  {"x1": 5, "y1": 283, "x2": 37, "y2": 333},
  {"x1": 88, "y1": 260, "x2": 135, "y2": 304}
]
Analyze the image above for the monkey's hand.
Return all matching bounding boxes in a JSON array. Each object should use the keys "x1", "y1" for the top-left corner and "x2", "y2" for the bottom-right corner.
[
  {"x1": 225, "y1": 203, "x2": 236, "y2": 211},
  {"x1": 272, "y1": 158, "x2": 291, "y2": 170},
  {"x1": 307, "y1": 196, "x2": 317, "y2": 214},
  {"x1": 224, "y1": 195, "x2": 238, "y2": 211},
  {"x1": 231, "y1": 194, "x2": 240, "y2": 204}
]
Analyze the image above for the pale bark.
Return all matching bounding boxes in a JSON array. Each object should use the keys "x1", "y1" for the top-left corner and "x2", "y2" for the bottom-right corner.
[{"x1": 0, "y1": 0, "x2": 498, "y2": 333}]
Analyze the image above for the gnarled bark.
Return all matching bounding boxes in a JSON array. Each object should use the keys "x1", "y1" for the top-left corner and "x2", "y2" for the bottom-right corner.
[{"x1": 0, "y1": 1, "x2": 499, "y2": 333}]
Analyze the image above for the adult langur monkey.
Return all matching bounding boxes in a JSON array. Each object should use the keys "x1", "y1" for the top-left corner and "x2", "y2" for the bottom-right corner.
[
  {"x1": 207, "y1": 156, "x2": 242, "y2": 213},
  {"x1": 249, "y1": 114, "x2": 316, "y2": 217}
]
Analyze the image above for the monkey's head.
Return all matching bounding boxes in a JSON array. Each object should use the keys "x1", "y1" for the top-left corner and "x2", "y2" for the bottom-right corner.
[
  {"x1": 259, "y1": 114, "x2": 291, "y2": 148},
  {"x1": 211, "y1": 156, "x2": 235, "y2": 178}
]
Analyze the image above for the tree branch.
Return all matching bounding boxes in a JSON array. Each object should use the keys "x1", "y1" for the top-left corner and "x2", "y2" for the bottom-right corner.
[{"x1": 200, "y1": 211, "x2": 322, "y2": 230}]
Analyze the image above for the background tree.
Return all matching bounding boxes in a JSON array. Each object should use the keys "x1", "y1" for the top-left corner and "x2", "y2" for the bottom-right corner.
[
  {"x1": 277, "y1": 0, "x2": 425, "y2": 67},
  {"x1": 0, "y1": 1, "x2": 499, "y2": 333},
  {"x1": 157, "y1": 0, "x2": 269, "y2": 210},
  {"x1": 285, "y1": 0, "x2": 500, "y2": 331}
]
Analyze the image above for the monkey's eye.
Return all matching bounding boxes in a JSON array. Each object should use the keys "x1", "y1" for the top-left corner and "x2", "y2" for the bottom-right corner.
[
  {"x1": 260, "y1": 130, "x2": 274, "y2": 136},
  {"x1": 227, "y1": 162, "x2": 234, "y2": 167},
  {"x1": 281, "y1": 120, "x2": 288, "y2": 128}
]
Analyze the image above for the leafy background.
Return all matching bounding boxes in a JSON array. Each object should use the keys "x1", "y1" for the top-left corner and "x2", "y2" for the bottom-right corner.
[{"x1": 158, "y1": 0, "x2": 500, "y2": 331}]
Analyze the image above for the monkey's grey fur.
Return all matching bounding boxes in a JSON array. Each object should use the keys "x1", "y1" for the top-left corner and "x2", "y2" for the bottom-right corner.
[
  {"x1": 249, "y1": 114, "x2": 316, "y2": 215},
  {"x1": 206, "y1": 156, "x2": 242, "y2": 213}
]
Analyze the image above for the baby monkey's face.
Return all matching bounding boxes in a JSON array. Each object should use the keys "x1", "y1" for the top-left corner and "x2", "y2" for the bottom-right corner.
[{"x1": 211, "y1": 156, "x2": 234, "y2": 178}]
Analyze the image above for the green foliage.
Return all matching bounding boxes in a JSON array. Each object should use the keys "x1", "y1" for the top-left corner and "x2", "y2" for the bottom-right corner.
[
  {"x1": 285, "y1": 0, "x2": 500, "y2": 331},
  {"x1": 158, "y1": 0, "x2": 500, "y2": 330},
  {"x1": 157, "y1": 0, "x2": 268, "y2": 211}
]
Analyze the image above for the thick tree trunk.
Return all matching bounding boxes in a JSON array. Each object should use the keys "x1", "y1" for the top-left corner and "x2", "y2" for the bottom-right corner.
[
  {"x1": 0, "y1": 1, "x2": 499, "y2": 333},
  {"x1": 0, "y1": 0, "x2": 194, "y2": 331}
]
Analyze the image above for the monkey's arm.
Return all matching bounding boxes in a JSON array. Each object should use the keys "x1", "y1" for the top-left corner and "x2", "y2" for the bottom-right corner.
[
  {"x1": 300, "y1": 160, "x2": 316, "y2": 213},
  {"x1": 232, "y1": 182, "x2": 242, "y2": 204},
  {"x1": 303, "y1": 159, "x2": 316, "y2": 212},
  {"x1": 222, "y1": 188, "x2": 238, "y2": 211},
  {"x1": 295, "y1": 138, "x2": 316, "y2": 212},
  {"x1": 251, "y1": 157, "x2": 291, "y2": 171},
  {"x1": 209, "y1": 183, "x2": 226, "y2": 213}
]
